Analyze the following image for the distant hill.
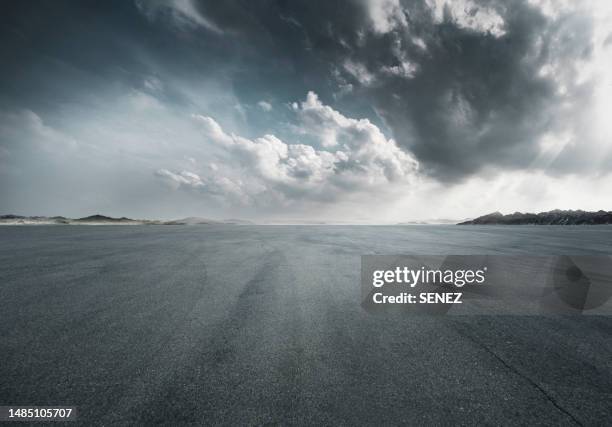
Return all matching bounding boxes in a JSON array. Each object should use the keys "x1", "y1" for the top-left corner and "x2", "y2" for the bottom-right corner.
[
  {"x1": 0, "y1": 215, "x2": 71, "y2": 225},
  {"x1": 0, "y1": 214, "x2": 257, "y2": 226},
  {"x1": 459, "y1": 210, "x2": 612, "y2": 225},
  {"x1": 74, "y1": 215, "x2": 140, "y2": 223},
  {"x1": 1, "y1": 214, "x2": 154, "y2": 225}
]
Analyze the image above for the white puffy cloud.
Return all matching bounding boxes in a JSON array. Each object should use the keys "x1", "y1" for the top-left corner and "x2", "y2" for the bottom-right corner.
[
  {"x1": 296, "y1": 92, "x2": 416, "y2": 181},
  {"x1": 158, "y1": 91, "x2": 419, "y2": 206}
]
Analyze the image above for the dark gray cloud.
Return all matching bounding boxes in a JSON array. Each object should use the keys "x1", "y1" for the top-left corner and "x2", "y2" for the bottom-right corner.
[{"x1": 134, "y1": 0, "x2": 604, "y2": 179}]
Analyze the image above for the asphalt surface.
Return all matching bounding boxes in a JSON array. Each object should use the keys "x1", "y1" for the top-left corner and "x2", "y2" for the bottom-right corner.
[{"x1": 1, "y1": 225, "x2": 611, "y2": 425}]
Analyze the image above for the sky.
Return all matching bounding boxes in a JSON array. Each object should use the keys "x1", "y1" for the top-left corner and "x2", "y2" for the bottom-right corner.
[{"x1": 1, "y1": 0, "x2": 611, "y2": 222}]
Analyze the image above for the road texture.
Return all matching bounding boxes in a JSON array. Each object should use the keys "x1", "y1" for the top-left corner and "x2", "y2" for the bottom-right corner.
[{"x1": 1, "y1": 225, "x2": 611, "y2": 425}]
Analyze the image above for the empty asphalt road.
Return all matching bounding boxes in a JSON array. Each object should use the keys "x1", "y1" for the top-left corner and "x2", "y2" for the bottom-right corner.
[{"x1": 1, "y1": 225, "x2": 611, "y2": 425}]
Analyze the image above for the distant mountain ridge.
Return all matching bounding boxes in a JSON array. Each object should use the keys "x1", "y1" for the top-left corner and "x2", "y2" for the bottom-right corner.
[
  {"x1": 0, "y1": 214, "x2": 254, "y2": 226},
  {"x1": 459, "y1": 210, "x2": 612, "y2": 225}
]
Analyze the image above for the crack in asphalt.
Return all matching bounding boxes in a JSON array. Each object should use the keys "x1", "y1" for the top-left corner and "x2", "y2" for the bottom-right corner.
[{"x1": 451, "y1": 322, "x2": 583, "y2": 426}]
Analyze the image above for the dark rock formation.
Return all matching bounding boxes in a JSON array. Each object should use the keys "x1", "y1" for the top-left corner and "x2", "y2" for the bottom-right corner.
[{"x1": 459, "y1": 210, "x2": 612, "y2": 225}]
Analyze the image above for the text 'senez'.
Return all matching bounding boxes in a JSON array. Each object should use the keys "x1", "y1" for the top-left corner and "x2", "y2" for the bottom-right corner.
[{"x1": 361, "y1": 255, "x2": 612, "y2": 315}]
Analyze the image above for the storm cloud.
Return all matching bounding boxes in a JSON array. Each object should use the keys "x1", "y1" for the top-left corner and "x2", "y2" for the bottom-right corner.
[
  {"x1": 133, "y1": 0, "x2": 610, "y2": 178},
  {"x1": 0, "y1": 0, "x2": 610, "y2": 220}
]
